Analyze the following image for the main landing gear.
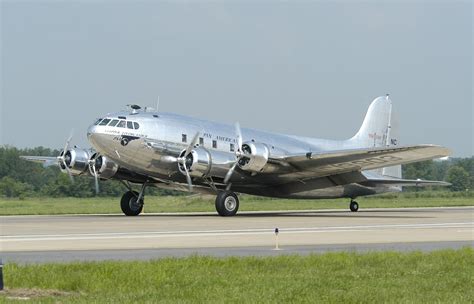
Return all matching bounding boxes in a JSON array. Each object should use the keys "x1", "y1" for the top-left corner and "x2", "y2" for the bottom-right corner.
[
  {"x1": 215, "y1": 191, "x2": 239, "y2": 216},
  {"x1": 349, "y1": 199, "x2": 359, "y2": 212},
  {"x1": 120, "y1": 182, "x2": 146, "y2": 216}
]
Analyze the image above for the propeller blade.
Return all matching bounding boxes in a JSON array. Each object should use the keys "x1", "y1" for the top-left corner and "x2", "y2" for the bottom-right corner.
[
  {"x1": 235, "y1": 122, "x2": 242, "y2": 151},
  {"x1": 57, "y1": 130, "x2": 75, "y2": 184},
  {"x1": 183, "y1": 164, "x2": 193, "y2": 192},
  {"x1": 91, "y1": 163, "x2": 100, "y2": 194},
  {"x1": 63, "y1": 163, "x2": 74, "y2": 183},
  {"x1": 184, "y1": 132, "x2": 200, "y2": 157},
  {"x1": 223, "y1": 162, "x2": 238, "y2": 184},
  {"x1": 63, "y1": 129, "x2": 74, "y2": 155}
]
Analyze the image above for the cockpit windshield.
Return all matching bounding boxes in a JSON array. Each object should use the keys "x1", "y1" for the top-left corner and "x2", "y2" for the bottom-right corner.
[
  {"x1": 96, "y1": 117, "x2": 140, "y2": 130},
  {"x1": 108, "y1": 119, "x2": 119, "y2": 127},
  {"x1": 99, "y1": 119, "x2": 111, "y2": 126}
]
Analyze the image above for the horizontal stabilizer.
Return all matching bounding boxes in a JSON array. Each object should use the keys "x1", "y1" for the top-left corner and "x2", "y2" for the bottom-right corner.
[{"x1": 363, "y1": 176, "x2": 451, "y2": 187}]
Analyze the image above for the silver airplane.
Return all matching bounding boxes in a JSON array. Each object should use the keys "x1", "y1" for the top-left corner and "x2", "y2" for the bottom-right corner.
[{"x1": 23, "y1": 95, "x2": 451, "y2": 216}]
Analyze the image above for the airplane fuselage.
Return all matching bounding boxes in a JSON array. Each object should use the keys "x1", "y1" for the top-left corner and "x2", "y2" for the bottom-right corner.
[{"x1": 87, "y1": 110, "x2": 396, "y2": 199}]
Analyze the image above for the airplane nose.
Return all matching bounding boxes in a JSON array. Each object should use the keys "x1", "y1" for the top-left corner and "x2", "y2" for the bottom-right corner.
[
  {"x1": 87, "y1": 125, "x2": 100, "y2": 146},
  {"x1": 87, "y1": 125, "x2": 97, "y2": 138}
]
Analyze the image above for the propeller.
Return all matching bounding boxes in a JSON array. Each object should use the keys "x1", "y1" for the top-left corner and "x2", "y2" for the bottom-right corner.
[
  {"x1": 223, "y1": 122, "x2": 244, "y2": 184},
  {"x1": 88, "y1": 153, "x2": 101, "y2": 194},
  {"x1": 177, "y1": 132, "x2": 200, "y2": 192},
  {"x1": 57, "y1": 130, "x2": 74, "y2": 183}
]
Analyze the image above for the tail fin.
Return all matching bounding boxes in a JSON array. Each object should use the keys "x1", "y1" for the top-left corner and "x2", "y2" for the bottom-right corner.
[{"x1": 350, "y1": 95, "x2": 401, "y2": 178}]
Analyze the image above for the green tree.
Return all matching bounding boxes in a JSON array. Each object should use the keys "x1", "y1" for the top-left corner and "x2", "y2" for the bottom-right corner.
[
  {"x1": 445, "y1": 166, "x2": 470, "y2": 192},
  {"x1": 0, "y1": 176, "x2": 34, "y2": 198}
]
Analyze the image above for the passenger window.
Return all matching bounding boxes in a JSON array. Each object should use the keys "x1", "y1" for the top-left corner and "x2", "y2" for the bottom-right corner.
[
  {"x1": 117, "y1": 120, "x2": 126, "y2": 128},
  {"x1": 182, "y1": 134, "x2": 187, "y2": 143},
  {"x1": 127, "y1": 121, "x2": 134, "y2": 129},
  {"x1": 94, "y1": 118, "x2": 103, "y2": 125},
  {"x1": 230, "y1": 143, "x2": 235, "y2": 152},
  {"x1": 99, "y1": 119, "x2": 111, "y2": 126},
  {"x1": 133, "y1": 122, "x2": 139, "y2": 129},
  {"x1": 199, "y1": 137, "x2": 204, "y2": 146},
  {"x1": 108, "y1": 119, "x2": 119, "y2": 127},
  {"x1": 212, "y1": 140, "x2": 217, "y2": 149}
]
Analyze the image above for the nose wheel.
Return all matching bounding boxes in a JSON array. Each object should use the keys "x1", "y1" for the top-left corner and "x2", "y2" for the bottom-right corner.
[{"x1": 350, "y1": 200, "x2": 359, "y2": 212}]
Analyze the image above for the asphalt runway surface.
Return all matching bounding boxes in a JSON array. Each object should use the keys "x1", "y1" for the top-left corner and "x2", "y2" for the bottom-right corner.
[{"x1": 1, "y1": 207, "x2": 473, "y2": 263}]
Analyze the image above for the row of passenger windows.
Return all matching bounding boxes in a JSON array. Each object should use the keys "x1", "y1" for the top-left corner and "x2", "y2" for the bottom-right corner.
[
  {"x1": 94, "y1": 118, "x2": 140, "y2": 130},
  {"x1": 182, "y1": 133, "x2": 235, "y2": 151}
]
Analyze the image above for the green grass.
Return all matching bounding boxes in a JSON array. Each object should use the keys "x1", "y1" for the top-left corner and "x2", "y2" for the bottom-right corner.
[
  {"x1": 0, "y1": 192, "x2": 472, "y2": 215},
  {"x1": 1, "y1": 248, "x2": 472, "y2": 303}
]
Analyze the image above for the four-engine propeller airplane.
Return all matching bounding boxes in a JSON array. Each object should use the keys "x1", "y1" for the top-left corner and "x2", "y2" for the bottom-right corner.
[{"x1": 23, "y1": 95, "x2": 451, "y2": 216}]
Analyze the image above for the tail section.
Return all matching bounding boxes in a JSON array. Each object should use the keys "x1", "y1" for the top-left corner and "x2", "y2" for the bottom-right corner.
[
  {"x1": 350, "y1": 94, "x2": 395, "y2": 148},
  {"x1": 350, "y1": 95, "x2": 401, "y2": 179}
]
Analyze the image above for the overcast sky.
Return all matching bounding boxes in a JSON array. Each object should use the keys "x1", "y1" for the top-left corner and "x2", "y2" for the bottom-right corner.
[{"x1": 1, "y1": 1, "x2": 472, "y2": 156}]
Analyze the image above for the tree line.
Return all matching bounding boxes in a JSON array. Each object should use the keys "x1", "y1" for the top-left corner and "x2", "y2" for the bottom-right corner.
[{"x1": 0, "y1": 146, "x2": 472, "y2": 198}]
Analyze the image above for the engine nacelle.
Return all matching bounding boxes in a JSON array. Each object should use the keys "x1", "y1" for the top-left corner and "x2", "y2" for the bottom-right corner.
[
  {"x1": 60, "y1": 148, "x2": 91, "y2": 175},
  {"x1": 89, "y1": 154, "x2": 119, "y2": 179},
  {"x1": 178, "y1": 147, "x2": 235, "y2": 179},
  {"x1": 238, "y1": 142, "x2": 269, "y2": 172}
]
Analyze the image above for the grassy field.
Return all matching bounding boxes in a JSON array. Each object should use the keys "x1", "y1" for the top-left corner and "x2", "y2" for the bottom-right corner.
[
  {"x1": 1, "y1": 248, "x2": 472, "y2": 303},
  {"x1": 0, "y1": 192, "x2": 472, "y2": 215}
]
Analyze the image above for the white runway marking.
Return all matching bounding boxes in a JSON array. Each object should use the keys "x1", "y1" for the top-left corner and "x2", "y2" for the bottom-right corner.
[{"x1": 2, "y1": 222, "x2": 472, "y2": 242}]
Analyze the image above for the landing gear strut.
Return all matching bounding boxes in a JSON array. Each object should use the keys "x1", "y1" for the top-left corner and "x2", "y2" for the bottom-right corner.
[
  {"x1": 215, "y1": 191, "x2": 239, "y2": 216},
  {"x1": 349, "y1": 200, "x2": 359, "y2": 212},
  {"x1": 120, "y1": 181, "x2": 147, "y2": 216}
]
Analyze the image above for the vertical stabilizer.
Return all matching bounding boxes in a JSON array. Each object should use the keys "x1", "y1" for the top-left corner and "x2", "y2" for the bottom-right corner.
[
  {"x1": 350, "y1": 95, "x2": 393, "y2": 148},
  {"x1": 350, "y1": 95, "x2": 401, "y2": 178}
]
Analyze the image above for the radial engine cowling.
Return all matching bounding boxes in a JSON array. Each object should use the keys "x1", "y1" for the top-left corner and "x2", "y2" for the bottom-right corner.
[
  {"x1": 238, "y1": 142, "x2": 269, "y2": 172},
  {"x1": 178, "y1": 147, "x2": 235, "y2": 179},
  {"x1": 89, "y1": 154, "x2": 119, "y2": 179},
  {"x1": 60, "y1": 148, "x2": 91, "y2": 175}
]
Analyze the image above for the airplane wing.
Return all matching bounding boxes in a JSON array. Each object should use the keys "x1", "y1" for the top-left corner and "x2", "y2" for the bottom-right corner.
[
  {"x1": 270, "y1": 145, "x2": 450, "y2": 180},
  {"x1": 20, "y1": 156, "x2": 58, "y2": 167}
]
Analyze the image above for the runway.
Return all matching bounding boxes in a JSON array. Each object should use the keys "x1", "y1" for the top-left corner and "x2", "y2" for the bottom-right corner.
[{"x1": 1, "y1": 207, "x2": 473, "y2": 263}]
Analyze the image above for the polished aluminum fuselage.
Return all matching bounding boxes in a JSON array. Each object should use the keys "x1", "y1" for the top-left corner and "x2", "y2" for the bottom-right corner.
[{"x1": 87, "y1": 111, "x2": 397, "y2": 199}]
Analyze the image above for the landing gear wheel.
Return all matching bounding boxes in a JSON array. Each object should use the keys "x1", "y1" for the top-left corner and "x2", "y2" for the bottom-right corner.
[
  {"x1": 215, "y1": 191, "x2": 239, "y2": 216},
  {"x1": 121, "y1": 191, "x2": 144, "y2": 216},
  {"x1": 350, "y1": 200, "x2": 359, "y2": 212}
]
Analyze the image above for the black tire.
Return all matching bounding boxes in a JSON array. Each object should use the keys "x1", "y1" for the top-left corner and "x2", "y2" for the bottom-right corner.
[
  {"x1": 350, "y1": 200, "x2": 359, "y2": 212},
  {"x1": 120, "y1": 191, "x2": 143, "y2": 216},
  {"x1": 215, "y1": 191, "x2": 239, "y2": 216}
]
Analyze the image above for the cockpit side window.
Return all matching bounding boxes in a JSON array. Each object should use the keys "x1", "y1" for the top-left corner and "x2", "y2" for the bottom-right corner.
[
  {"x1": 133, "y1": 122, "x2": 139, "y2": 129},
  {"x1": 108, "y1": 119, "x2": 119, "y2": 127},
  {"x1": 94, "y1": 118, "x2": 103, "y2": 125},
  {"x1": 99, "y1": 119, "x2": 111, "y2": 126},
  {"x1": 117, "y1": 120, "x2": 126, "y2": 128},
  {"x1": 127, "y1": 121, "x2": 134, "y2": 129}
]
